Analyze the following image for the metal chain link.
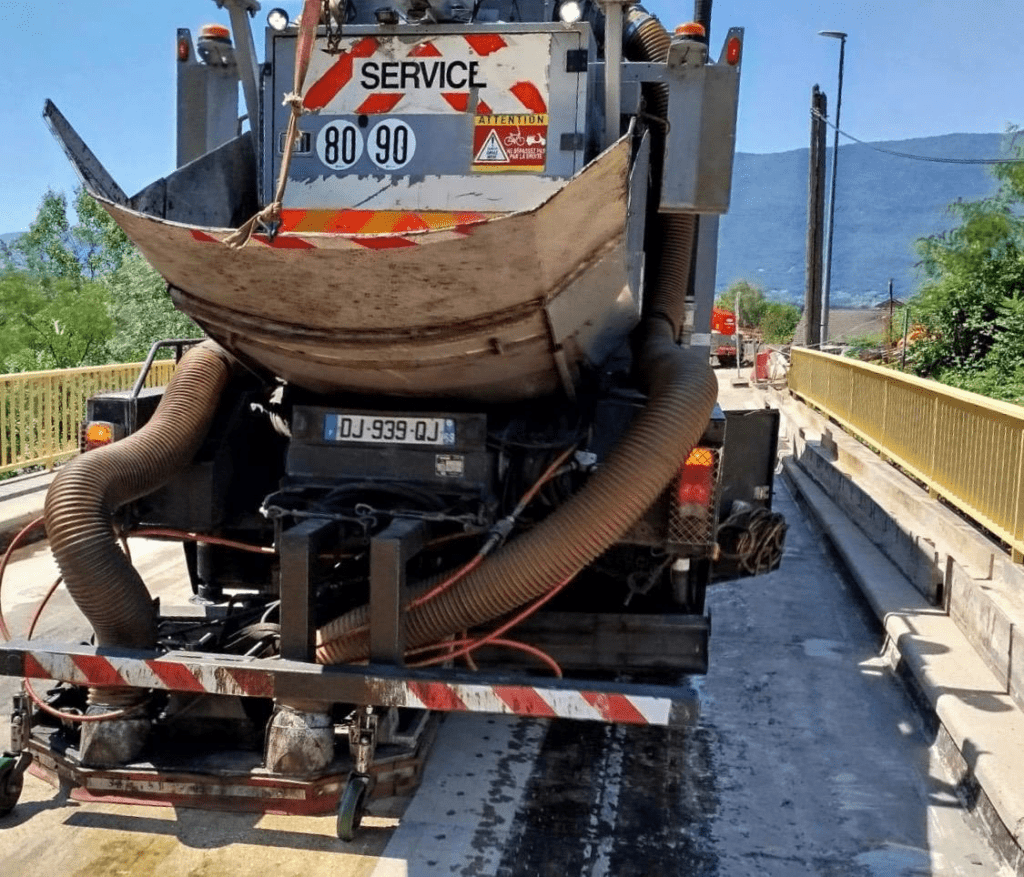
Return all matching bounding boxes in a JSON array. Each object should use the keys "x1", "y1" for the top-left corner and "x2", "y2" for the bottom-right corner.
[{"x1": 322, "y1": 0, "x2": 343, "y2": 54}]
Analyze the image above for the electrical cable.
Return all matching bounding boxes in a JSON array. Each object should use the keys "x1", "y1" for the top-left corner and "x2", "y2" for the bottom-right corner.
[
  {"x1": 407, "y1": 574, "x2": 574, "y2": 676},
  {"x1": 717, "y1": 505, "x2": 788, "y2": 575},
  {"x1": 128, "y1": 528, "x2": 275, "y2": 555},
  {"x1": 0, "y1": 516, "x2": 46, "y2": 641},
  {"x1": 811, "y1": 110, "x2": 1024, "y2": 164},
  {"x1": 408, "y1": 636, "x2": 563, "y2": 677},
  {"x1": 22, "y1": 574, "x2": 137, "y2": 723}
]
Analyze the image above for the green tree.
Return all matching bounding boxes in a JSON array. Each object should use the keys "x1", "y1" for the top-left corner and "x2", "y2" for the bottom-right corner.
[
  {"x1": 905, "y1": 127, "x2": 1024, "y2": 401},
  {"x1": 72, "y1": 187, "x2": 136, "y2": 279},
  {"x1": 759, "y1": 301, "x2": 802, "y2": 343},
  {"x1": 11, "y1": 190, "x2": 84, "y2": 281},
  {"x1": 1, "y1": 186, "x2": 199, "y2": 371},
  {"x1": 103, "y1": 251, "x2": 199, "y2": 362},
  {"x1": 0, "y1": 271, "x2": 114, "y2": 369},
  {"x1": 11, "y1": 188, "x2": 136, "y2": 282},
  {"x1": 716, "y1": 280, "x2": 769, "y2": 329}
]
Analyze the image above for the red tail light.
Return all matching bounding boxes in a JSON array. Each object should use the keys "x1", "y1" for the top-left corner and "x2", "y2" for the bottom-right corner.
[
  {"x1": 676, "y1": 447, "x2": 715, "y2": 509},
  {"x1": 726, "y1": 35, "x2": 743, "y2": 66}
]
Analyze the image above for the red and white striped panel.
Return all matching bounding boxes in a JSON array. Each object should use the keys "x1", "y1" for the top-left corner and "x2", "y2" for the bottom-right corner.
[
  {"x1": 400, "y1": 680, "x2": 672, "y2": 726},
  {"x1": 23, "y1": 651, "x2": 274, "y2": 699},
  {"x1": 302, "y1": 33, "x2": 551, "y2": 117},
  {"x1": 21, "y1": 650, "x2": 673, "y2": 726},
  {"x1": 188, "y1": 220, "x2": 488, "y2": 251}
]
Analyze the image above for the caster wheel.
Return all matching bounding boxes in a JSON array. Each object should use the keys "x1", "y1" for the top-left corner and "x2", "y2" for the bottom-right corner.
[
  {"x1": 0, "y1": 757, "x2": 25, "y2": 819},
  {"x1": 336, "y1": 774, "x2": 370, "y2": 842}
]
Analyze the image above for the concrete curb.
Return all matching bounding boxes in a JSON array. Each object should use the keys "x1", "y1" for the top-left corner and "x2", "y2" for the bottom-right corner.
[
  {"x1": 0, "y1": 471, "x2": 51, "y2": 553},
  {"x1": 783, "y1": 457, "x2": 1024, "y2": 874}
]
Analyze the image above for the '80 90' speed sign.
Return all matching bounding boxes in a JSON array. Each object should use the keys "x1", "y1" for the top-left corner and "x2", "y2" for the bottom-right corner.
[{"x1": 276, "y1": 29, "x2": 561, "y2": 178}]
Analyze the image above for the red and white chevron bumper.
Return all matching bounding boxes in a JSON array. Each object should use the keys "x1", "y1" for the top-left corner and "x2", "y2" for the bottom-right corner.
[{"x1": 5, "y1": 640, "x2": 695, "y2": 727}]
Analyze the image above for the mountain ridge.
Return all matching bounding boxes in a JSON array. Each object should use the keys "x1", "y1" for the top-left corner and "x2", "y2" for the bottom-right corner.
[{"x1": 718, "y1": 132, "x2": 1009, "y2": 308}]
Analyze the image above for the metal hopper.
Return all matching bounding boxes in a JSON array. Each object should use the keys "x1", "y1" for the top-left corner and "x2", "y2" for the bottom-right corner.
[{"x1": 46, "y1": 95, "x2": 647, "y2": 402}]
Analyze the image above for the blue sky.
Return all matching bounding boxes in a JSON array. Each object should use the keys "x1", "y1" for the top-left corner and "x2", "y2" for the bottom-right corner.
[{"x1": 1, "y1": 0, "x2": 1021, "y2": 232}]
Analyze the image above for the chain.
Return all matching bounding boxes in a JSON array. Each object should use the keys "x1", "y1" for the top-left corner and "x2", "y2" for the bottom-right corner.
[{"x1": 322, "y1": 0, "x2": 343, "y2": 54}]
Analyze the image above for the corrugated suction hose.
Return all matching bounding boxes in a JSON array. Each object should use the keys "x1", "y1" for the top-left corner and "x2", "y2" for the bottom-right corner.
[
  {"x1": 316, "y1": 325, "x2": 716, "y2": 663},
  {"x1": 626, "y1": 5, "x2": 694, "y2": 336},
  {"x1": 315, "y1": 9, "x2": 712, "y2": 664},
  {"x1": 45, "y1": 341, "x2": 235, "y2": 652}
]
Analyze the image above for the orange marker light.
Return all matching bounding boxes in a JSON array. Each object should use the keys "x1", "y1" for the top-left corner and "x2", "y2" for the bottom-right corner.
[
  {"x1": 726, "y1": 35, "x2": 742, "y2": 65},
  {"x1": 177, "y1": 36, "x2": 191, "y2": 62},
  {"x1": 84, "y1": 422, "x2": 116, "y2": 452},
  {"x1": 199, "y1": 23, "x2": 232, "y2": 43},
  {"x1": 675, "y1": 21, "x2": 706, "y2": 38}
]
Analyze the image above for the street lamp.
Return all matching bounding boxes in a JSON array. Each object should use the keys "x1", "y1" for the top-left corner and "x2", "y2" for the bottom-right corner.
[{"x1": 818, "y1": 29, "x2": 846, "y2": 347}]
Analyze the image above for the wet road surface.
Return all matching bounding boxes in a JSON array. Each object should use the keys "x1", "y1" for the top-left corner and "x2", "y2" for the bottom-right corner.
[{"x1": 0, "y1": 479, "x2": 1013, "y2": 875}]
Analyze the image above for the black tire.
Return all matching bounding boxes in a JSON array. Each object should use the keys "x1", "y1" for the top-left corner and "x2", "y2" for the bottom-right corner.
[
  {"x1": 336, "y1": 774, "x2": 370, "y2": 842},
  {"x1": 0, "y1": 760, "x2": 24, "y2": 819}
]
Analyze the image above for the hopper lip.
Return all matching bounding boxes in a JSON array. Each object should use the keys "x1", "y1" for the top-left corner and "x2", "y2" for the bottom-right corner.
[{"x1": 82, "y1": 136, "x2": 631, "y2": 245}]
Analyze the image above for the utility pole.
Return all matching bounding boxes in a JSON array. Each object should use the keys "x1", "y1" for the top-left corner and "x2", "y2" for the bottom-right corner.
[
  {"x1": 804, "y1": 85, "x2": 826, "y2": 348},
  {"x1": 888, "y1": 278, "x2": 894, "y2": 359},
  {"x1": 735, "y1": 286, "x2": 742, "y2": 379}
]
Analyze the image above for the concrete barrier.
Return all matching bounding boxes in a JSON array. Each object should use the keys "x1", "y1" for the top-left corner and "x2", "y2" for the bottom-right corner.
[{"x1": 771, "y1": 383, "x2": 1024, "y2": 873}]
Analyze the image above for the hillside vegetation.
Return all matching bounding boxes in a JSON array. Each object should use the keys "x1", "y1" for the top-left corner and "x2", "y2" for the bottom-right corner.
[
  {"x1": 902, "y1": 130, "x2": 1024, "y2": 404},
  {"x1": 0, "y1": 188, "x2": 196, "y2": 371}
]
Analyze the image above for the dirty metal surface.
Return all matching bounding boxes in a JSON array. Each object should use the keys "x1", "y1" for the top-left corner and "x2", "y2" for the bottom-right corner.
[
  {"x1": 0, "y1": 481, "x2": 1013, "y2": 874},
  {"x1": 7, "y1": 641, "x2": 693, "y2": 727},
  {"x1": 95, "y1": 138, "x2": 635, "y2": 401}
]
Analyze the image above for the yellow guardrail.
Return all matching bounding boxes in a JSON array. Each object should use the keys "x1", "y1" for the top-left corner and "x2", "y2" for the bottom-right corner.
[
  {"x1": 789, "y1": 348, "x2": 1024, "y2": 560},
  {"x1": 0, "y1": 360, "x2": 176, "y2": 475}
]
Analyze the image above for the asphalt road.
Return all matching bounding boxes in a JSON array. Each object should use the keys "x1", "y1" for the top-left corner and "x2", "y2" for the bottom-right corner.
[{"x1": 0, "y1": 381, "x2": 1012, "y2": 875}]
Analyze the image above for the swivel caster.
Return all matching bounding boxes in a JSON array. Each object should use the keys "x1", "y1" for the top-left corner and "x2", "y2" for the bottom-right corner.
[
  {"x1": 336, "y1": 773, "x2": 371, "y2": 842},
  {"x1": 0, "y1": 752, "x2": 31, "y2": 819}
]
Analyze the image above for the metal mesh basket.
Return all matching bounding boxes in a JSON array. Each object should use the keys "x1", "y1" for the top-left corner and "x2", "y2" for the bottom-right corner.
[{"x1": 668, "y1": 446, "x2": 722, "y2": 548}]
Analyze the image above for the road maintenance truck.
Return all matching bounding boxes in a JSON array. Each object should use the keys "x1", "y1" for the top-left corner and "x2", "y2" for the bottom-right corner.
[{"x1": 0, "y1": 0, "x2": 783, "y2": 837}]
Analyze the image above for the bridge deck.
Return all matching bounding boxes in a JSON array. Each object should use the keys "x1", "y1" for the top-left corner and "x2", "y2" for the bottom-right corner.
[{"x1": 0, "y1": 370, "x2": 1014, "y2": 873}]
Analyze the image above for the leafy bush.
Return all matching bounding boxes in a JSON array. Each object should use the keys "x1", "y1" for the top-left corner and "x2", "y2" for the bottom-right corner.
[
  {"x1": 715, "y1": 280, "x2": 802, "y2": 342},
  {"x1": 715, "y1": 280, "x2": 769, "y2": 329},
  {"x1": 760, "y1": 302, "x2": 802, "y2": 343},
  {"x1": 905, "y1": 127, "x2": 1024, "y2": 402},
  {"x1": 1, "y1": 187, "x2": 198, "y2": 372}
]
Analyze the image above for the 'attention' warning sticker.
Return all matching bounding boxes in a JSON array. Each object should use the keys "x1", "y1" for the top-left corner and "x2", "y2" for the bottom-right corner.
[{"x1": 472, "y1": 114, "x2": 548, "y2": 172}]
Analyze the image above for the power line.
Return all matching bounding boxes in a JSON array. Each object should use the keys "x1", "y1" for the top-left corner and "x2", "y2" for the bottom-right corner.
[{"x1": 810, "y1": 109, "x2": 1024, "y2": 164}]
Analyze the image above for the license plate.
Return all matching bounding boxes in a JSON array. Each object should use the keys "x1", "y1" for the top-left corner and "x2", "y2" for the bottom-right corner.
[{"x1": 324, "y1": 413, "x2": 456, "y2": 446}]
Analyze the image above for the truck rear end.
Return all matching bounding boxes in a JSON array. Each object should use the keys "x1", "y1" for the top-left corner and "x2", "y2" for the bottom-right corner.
[{"x1": 0, "y1": 0, "x2": 785, "y2": 835}]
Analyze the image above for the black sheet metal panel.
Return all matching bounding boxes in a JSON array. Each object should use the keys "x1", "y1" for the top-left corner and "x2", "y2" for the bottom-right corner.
[
  {"x1": 279, "y1": 518, "x2": 335, "y2": 662},
  {"x1": 86, "y1": 388, "x2": 164, "y2": 434},
  {"x1": 473, "y1": 612, "x2": 710, "y2": 674},
  {"x1": 719, "y1": 408, "x2": 781, "y2": 514},
  {"x1": 369, "y1": 519, "x2": 426, "y2": 665}
]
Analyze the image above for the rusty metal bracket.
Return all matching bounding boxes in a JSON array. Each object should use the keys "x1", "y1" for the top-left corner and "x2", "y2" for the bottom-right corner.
[
  {"x1": 8, "y1": 693, "x2": 30, "y2": 752},
  {"x1": 348, "y1": 706, "x2": 378, "y2": 775}
]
